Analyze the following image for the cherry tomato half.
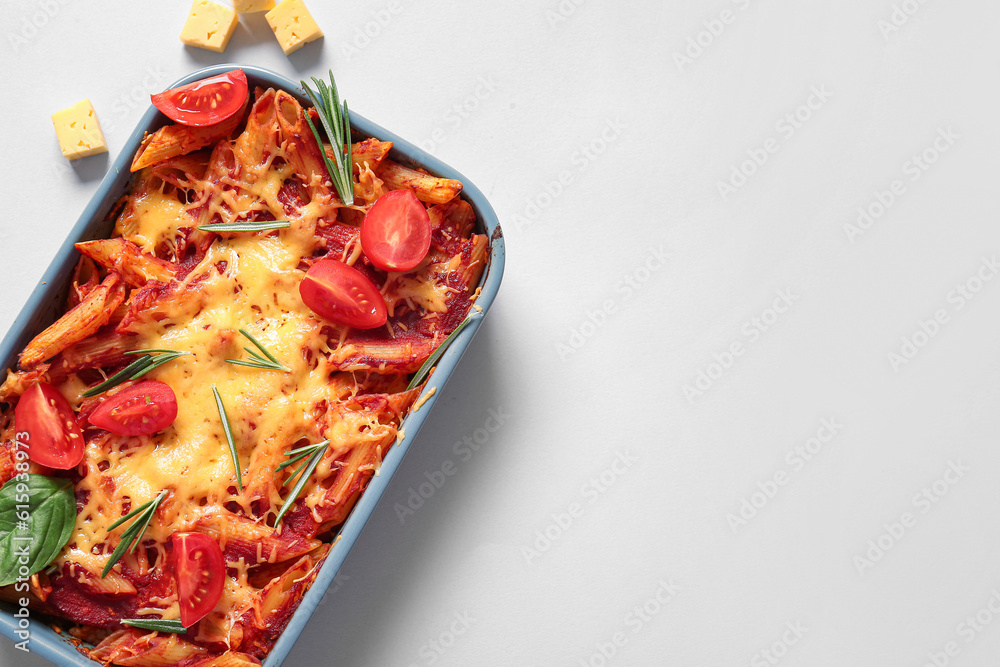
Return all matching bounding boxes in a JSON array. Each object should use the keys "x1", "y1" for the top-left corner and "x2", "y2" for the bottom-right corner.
[
  {"x1": 170, "y1": 533, "x2": 225, "y2": 628},
  {"x1": 14, "y1": 382, "x2": 84, "y2": 470},
  {"x1": 151, "y1": 69, "x2": 248, "y2": 127},
  {"x1": 360, "y1": 190, "x2": 432, "y2": 273},
  {"x1": 88, "y1": 381, "x2": 177, "y2": 436},
  {"x1": 300, "y1": 259, "x2": 388, "y2": 329}
]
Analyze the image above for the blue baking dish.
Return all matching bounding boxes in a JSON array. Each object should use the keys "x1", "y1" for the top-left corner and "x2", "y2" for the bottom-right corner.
[{"x1": 0, "y1": 64, "x2": 503, "y2": 666}]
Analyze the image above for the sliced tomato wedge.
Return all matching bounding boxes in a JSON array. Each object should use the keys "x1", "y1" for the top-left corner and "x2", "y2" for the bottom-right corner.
[
  {"x1": 151, "y1": 69, "x2": 248, "y2": 127},
  {"x1": 14, "y1": 382, "x2": 84, "y2": 470},
  {"x1": 360, "y1": 189, "x2": 432, "y2": 272},
  {"x1": 88, "y1": 381, "x2": 177, "y2": 436},
  {"x1": 170, "y1": 533, "x2": 225, "y2": 627},
  {"x1": 300, "y1": 259, "x2": 388, "y2": 329}
]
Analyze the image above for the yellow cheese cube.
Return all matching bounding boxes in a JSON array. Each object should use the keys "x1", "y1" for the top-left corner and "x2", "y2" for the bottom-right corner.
[
  {"x1": 51, "y1": 99, "x2": 107, "y2": 161},
  {"x1": 265, "y1": 0, "x2": 323, "y2": 56},
  {"x1": 180, "y1": 0, "x2": 239, "y2": 53},
  {"x1": 233, "y1": 0, "x2": 274, "y2": 12}
]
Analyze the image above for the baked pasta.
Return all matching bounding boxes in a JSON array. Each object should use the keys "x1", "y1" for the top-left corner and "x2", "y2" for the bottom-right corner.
[{"x1": 0, "y1": 70, "x2": 486, "y2": 665}]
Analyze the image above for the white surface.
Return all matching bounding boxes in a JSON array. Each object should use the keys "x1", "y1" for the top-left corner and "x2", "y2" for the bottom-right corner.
[{"x1": 2, "y1": 1, "x2": 1000, "y2": 666}]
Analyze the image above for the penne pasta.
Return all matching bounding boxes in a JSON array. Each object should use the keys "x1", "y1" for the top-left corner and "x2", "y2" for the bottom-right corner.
[
  {"x1": 0, "y1": 72, "x2": 488, "y2": 666},
  {"x1": 19, "y1": 272, "x2": 126, "y2": 370},
  {"x1": 91, "y1": 629, "x2": 208, "y2": 666},
  {"x1": 429, "y1": 198, "x2": 477, "y2": 245},
  {"x1": 75, "y1": 568, "x2": 138, "y2": 596},
  {"x1": 68, "y1": 255, "x2": 100, "y2": 308},
  {"x1": 150, "y1": 151, "x2": 211, "y2": 190},
  {"x1": 378, "y1": 158, "x2": 463, "y2": 204},
  {"x1": 130, "y1": 97, "x2": 248, "y2": 172},
  {"x1": 349, "y1": 138, "x2": 393, "y2": 171},
  {"x1": 193, "y1": 651, "x2": 263, "y2": 666},
  {"x1": 278, "y1": 94, "x2": 336, "y2": 202},
  {"x1": 76, "y1": 238, "x2": 178, "y2": 286},
  {"x1": 50, "y1": 329, "x2": 136, "y2": 376},
  {"x1": 0, "y1": 367, "x2": 50, "y2": 405}
]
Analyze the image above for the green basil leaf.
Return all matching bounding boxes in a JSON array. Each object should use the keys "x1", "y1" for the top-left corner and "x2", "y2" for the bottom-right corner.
[{"x1": 0, "y1": 475, "x2": 75, "y2": 586}]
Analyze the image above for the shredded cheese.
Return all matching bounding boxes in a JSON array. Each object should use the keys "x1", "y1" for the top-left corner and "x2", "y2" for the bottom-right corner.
[
  {"x1": 8, "y1": 84, "x2": 487, "y2": 665},
  {"x1": 58, "y1": 113, "x2": 384, "y2": 638},
  {"x1": 412, "y1": 386, "x2": 436, "y2": 411}
]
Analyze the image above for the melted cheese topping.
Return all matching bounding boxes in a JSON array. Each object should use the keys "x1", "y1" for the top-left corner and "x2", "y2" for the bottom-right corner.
[
  {"x1": 20, "y1": 90, "x2": 485, "y2": 664},
  {"x1": 383, "y1": 268, "x2": 451, "y2": 315},
  {"x1": 127, "y1": 188, "x2": 192, "y2": 253},
  {"x1": 61, "y1": 129, "x2": 400, "y2": 635}
]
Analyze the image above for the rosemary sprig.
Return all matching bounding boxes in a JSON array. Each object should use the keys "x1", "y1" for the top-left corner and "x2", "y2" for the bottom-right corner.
[
  {"x1": 140, "y1": 352, "x2": 190, "y2": 375},
  {"x1": 225, "y1": 329, "x2": 291, "y2": 372},
  {"x1": 282, "y1": 455, "x2": 315, "y2": 491},
  {"x1": 274, "y1": 440, "x2": 330, "y2": 525},
  {"x1": 212, "y1": 385, "x2": 242, "y2": 491},
  {"x1": 122, "y1": 618, "x2": 187, "y2": 634},
  {"x1": 101, "y1": 490, "x2": 167, "y2": 578},
  {"x1": 406, "y1": 314, "x2": 480, "y2": 391},
  {"x1": 275, "y1": 440, "x2": 329, "y2": 475},
  {"x1": 83, "y1": 349, "x2": 188, "y2": 397},
  {"x1": 83, "y1": 358, "x2": 149, "y2": 397},
  {"x1": 300, "y1": 72, "x2": 354, "y2": 206},
  {"x1": 197, "y1": 220, "x2": 290, "y2": 233},
  {"x1": 282, "y1": 441, "x2": 328, "y2": 457},
  {"x1": 278, "y1": 453, "x2": 313, "y2": 481}
]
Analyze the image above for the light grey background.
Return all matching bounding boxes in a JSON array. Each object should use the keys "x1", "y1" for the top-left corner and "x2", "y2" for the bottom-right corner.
[{"x1": 2, "y1": 1, "x2": 1000, "y2": 666}]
